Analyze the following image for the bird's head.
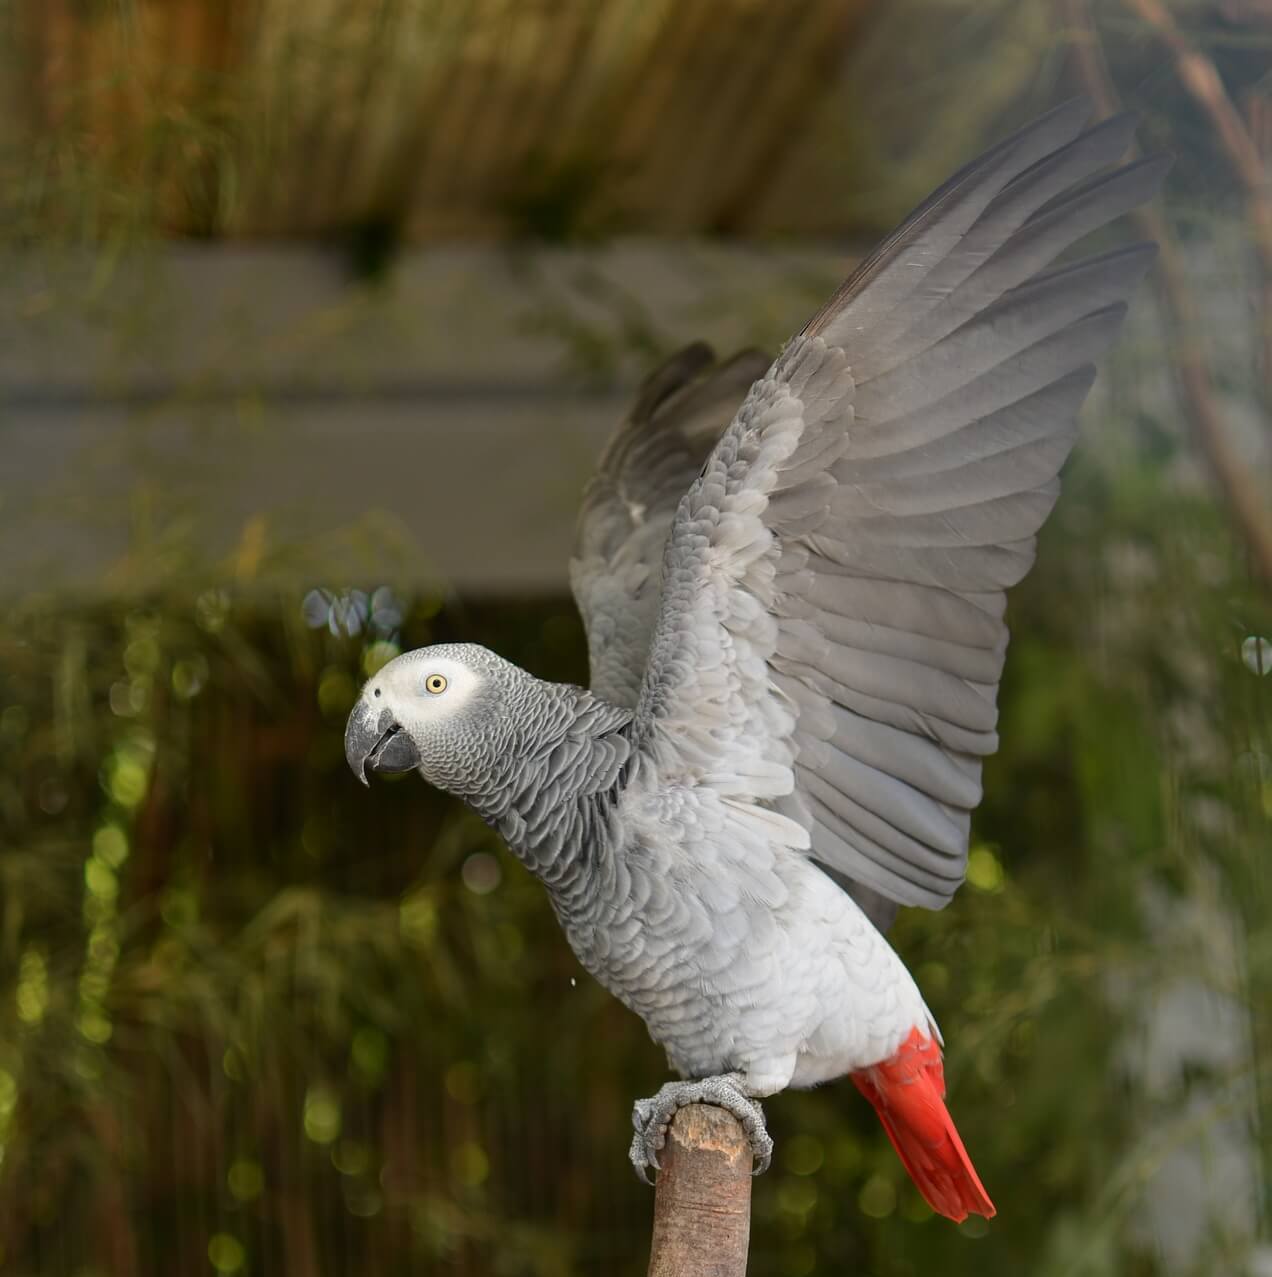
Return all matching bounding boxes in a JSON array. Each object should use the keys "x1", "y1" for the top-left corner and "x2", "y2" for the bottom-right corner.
[{"x1": 344, "y1": 642, "x2": 528, "y2": 798}]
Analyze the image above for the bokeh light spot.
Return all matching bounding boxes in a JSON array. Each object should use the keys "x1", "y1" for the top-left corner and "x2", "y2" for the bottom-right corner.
[
  {"x1": 966, "y1": 845, "x2": 1005, "y2": 893},
  {"x1": 84, "y1": 859, "x2": 118, "y2": 901},
  {"x1": 362, "y1": 640, "x2": 401, "y2": 677},
  {"x1": 172, "y1": 654, "x2": 209, "y2": 699},
  {"x1": 123, "y1": 636, "x2": 160, "y2": 679},
  {"x1": 207, "y1": 1232, "x2": 245, "y2": 1273},
  {"x1": 104, "y1": 738, "x2": 154, "y2": 809},
  {"x1": 15, "y1": 949, "x2": 49, "y2": 1026},
  {"x1": 858, "y1": 1173, "x2": 896, "y2": 1218},
  {"x1": 227, "y1": 1159, "x2": 264, "y2": 1202},
  {"x1": 331, "y1": 1139, "x2": 370, "y2": 1176},
  {"x1": 195, "y1": 589, "x2": 231, "y2": 633},
  {"x1": 76, "y1": 1010, "x2": 112, "y2": 1043},
  {"x1": 93, "y1": 825, "x2": 129, "y2": 867},
  {"x1": 0, "y1": 1070, "x2": 17, "y2": 1119},
  {"x1": 303, "y1": 1085, "x2": 341, "y2": 1144},
  {"x1": 160, "y1": 888, "x2": 198, "y2": 929},
  {"x1": 350, "y1": 1026, "x2": 389, "y2": 1083},
  {"x1": 452, "y1": 1140, "x2": 489, "y2": 1188},
  {"x1": 461, "y1": 852, "x2": 501, "y2": 895},
  {"x1": 1242, "y1": 636, "x2": 1272, "y2": 674},
  {"x1": 777, "y1": 1176, "x2": 817, "y2": 1219}
]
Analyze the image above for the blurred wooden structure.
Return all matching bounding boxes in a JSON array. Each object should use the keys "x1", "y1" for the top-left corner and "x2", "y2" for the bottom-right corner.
[
  {"x1": 0, "y1": 0, "x2": 1063, "y2": 242},
  {"x1": 7, "y1": 0, "x2": 875, "y2": 240},
  {"x1": 0, "y1": 0, "x2": 1078, "y2": 596},
  {"x1": 0, "y1": 242, "x2": 846, "y2": 594}
]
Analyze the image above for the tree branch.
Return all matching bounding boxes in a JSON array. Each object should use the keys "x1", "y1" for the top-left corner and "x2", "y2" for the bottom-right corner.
[
  {"x1": 647, "y1": 1105, "x2": 752, "y2": 1277},
  {"x1": 1059, "y1": 0, "x2": 1272, "y2": 588},
  {"x1": 1120, "y1": 0, "x2": 1272, "y2": 404}
]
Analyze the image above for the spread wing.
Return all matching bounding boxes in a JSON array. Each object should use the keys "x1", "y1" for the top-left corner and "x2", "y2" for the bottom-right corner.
[
  {"x1": 570, "y1": 343, "x2": 770, "y2": 707},
  {"x1": 628, "y1": 99, "x2": 1170, "y2": 929}
]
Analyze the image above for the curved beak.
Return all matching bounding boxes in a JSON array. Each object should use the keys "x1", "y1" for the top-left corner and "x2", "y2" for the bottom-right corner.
[{"x1": 344, "y1": 697, "x2": 421, "y2": 785}]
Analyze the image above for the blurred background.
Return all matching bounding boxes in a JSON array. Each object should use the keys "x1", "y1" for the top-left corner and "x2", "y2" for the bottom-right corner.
[{"x1": 1, "y1": 1, "x2": 1270, "y2": 1274}]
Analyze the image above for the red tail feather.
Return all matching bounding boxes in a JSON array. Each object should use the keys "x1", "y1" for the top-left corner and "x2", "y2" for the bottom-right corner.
[{"x1": 851, "y1": 1027, "x2": 996, "y2": 1223}]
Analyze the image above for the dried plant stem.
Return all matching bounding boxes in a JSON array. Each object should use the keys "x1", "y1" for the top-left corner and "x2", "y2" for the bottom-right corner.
[
  {"x1": 1060, "y1": 0, "x2": 1272, "y2": 588},
  {"x1": 1120, "y1": 0, "x2": 1272, "y2": 403}
]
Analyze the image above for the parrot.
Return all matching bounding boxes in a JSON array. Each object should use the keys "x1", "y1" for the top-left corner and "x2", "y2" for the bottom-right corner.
[{"x1": 344, "y1": 98, "x2": 1168, "y2": 1221}]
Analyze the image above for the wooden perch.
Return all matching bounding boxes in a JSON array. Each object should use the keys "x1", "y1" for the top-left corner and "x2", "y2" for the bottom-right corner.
[{"x1": 647, "y1": 1104, "x2": 753, "y2": 1277}]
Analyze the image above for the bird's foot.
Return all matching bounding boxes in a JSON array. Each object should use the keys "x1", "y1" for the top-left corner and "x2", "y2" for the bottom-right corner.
[{"x1": 629, "y1": 1073, "x2": 773, "y2": 1184}]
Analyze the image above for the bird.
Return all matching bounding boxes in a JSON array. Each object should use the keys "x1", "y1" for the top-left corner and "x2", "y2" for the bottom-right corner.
[{"x1": 345, "y1": 98, "x2": 1169, "y2": 1223}]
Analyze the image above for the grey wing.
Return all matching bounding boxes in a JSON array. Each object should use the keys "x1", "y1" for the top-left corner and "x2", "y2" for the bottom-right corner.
[
  {"x1": 570, "y1": 343, "x2": 770, "y2": 707},
  {"x1": 630, "y1": 99, "x2": 1170, "y2": 927}
]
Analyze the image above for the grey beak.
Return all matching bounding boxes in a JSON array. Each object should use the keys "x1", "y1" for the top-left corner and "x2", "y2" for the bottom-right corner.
[{"x1": 344, "y1": 697, "x2": 421, "y2": 785}]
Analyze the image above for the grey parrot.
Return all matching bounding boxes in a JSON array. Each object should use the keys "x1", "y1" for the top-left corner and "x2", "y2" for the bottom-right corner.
[{"x1": 345, "y1": 98, "x2": 1168, "y2": 1221}]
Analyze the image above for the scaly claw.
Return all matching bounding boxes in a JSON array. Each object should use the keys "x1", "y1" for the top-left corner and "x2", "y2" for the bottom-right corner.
[{"x1": 628, "y1": 1074, "x2": 773, "y2": 1182}]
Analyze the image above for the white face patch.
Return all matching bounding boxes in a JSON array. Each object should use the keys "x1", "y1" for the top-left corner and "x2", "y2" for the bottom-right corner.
[{"x1": 371, "y1": 652, "x2": 485, "y2": 734}]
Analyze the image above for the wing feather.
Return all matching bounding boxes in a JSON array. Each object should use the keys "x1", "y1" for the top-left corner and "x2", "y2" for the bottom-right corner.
[
  {"x1": 570, "y1": 345, "x2": 769, "y2": 706},
  {"x1": 626, "y1": 101, "x2": 1168, "y2": 920}
]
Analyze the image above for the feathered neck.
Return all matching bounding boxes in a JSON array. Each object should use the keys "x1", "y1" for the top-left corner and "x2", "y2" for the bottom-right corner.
[{"x1": 463, "y1": 682, "x2": 632, "y2": 889}]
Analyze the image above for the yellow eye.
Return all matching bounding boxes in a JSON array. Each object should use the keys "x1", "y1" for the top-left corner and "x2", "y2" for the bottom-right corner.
[{"x1": 425, "y1": 674, "x2": 448, "y2": 695}]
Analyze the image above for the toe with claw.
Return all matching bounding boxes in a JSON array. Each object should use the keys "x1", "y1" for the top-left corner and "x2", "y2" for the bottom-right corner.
[{"x1": 628, "y1": 1073, "x2": 774, "y2": 1183}]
